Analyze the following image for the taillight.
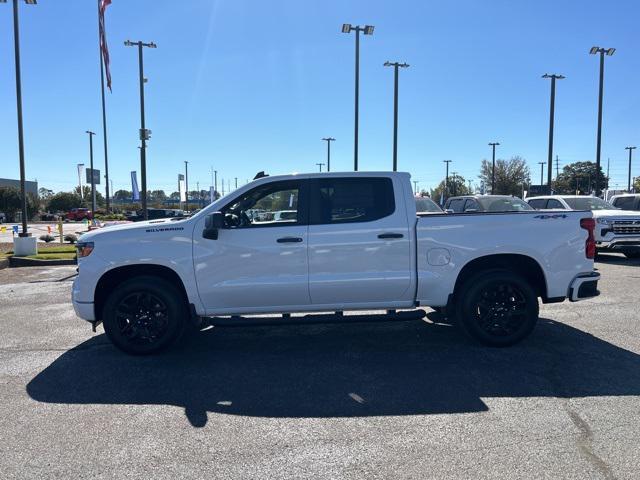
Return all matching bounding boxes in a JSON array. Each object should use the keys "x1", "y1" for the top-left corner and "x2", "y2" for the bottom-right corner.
[{"x1": 580, "y1": 218, "x2": 596, "y2": 259}]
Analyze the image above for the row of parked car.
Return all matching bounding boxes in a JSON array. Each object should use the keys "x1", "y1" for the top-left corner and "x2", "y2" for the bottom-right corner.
[{"x1": 415, "y1": 193, "x2": 640, "y2": 259}]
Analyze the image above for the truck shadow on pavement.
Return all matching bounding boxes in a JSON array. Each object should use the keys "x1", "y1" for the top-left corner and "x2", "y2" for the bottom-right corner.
[{"x1": 27, "y1": 317, "x2": 640, "y2": 428}]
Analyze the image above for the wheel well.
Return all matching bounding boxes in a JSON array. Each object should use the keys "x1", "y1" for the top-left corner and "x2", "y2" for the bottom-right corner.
[
  {"x1": 453, "y1": 254, "x2": 547, "y2": 299},
  {"x1": 94, "y1": 264, "x2": 189, "y2": 321}
]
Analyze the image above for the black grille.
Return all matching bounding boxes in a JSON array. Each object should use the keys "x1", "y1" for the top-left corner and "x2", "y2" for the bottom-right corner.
[{"x1": 612, "y1": 220, "x2": 640, "y2": 235}]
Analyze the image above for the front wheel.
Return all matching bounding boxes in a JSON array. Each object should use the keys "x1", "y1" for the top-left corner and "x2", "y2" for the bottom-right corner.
[
  {"x1": 455, "y1": 270, "x2": 539, "y2": 347},
  {"x1": 102, "y1": 276, "x2": 188, "y2": 355}
]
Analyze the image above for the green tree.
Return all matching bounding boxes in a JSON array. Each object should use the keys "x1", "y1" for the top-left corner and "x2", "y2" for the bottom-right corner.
[
  {"x1": 48, "y1": 192, "x2": 82, "y2": 212},
  {"x1": 0, "y1": 187, "x2": 38, "y2": 221},
  {"x1": 554, "y1": 161, "x2": 608, "y2": 194},
  {"x1": 113, "y1": 190, "x2": 132, "y2": 201},
  {"x1": 479, "y1": 156, "x2": 531, "y2": 196},
  {"x1": 73, "y1": 186, "x2": 105, "y2": 207},
  {"x1": 150, "y1": 190, "x2": 167, "y2": 202},
  {"x1": 634, "y1": 176, "x2": 640, "y2": 192},
  {"x1": 430, "y1": 175, "x2": 471, "y2": 204}
]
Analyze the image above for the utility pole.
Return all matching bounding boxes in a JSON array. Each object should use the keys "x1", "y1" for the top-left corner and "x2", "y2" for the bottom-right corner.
[
  {"x1": 86, "y1": 131, "x2": 97, "y2": 215},
  {"x1": 322, "y1": 137, "x2": 335, "y2": 171},
  {"x1": 538, "y1": 161, "x2": 545, "y2": 186},
  {"x1": 384, "y1": 61, "x2": 409, "y2": 171},
  {"x1": 589, "y1": 46, "x2": 615, "y2": 197},
  {"x1": 413, "y1": 180, "x2": 418, "y2": 195},
  {"x1": 235, "y1": 177, "x2": 238, "y2": 189},
  {"x1": 542, "y1": 74, "x2": 564, "y2": 189},
  {"x1": 342, "y1": 23, "x2": 374, "y2": 171},
  {"x1": 489, "y1": 142, "x2": 500, "y2": 194},
  {"x1": 556, "y1": 155, "x2": 560, "y2": 179},
  {"x1": 626, "y1": 146, "x2": 636, "y2": 191},
  {"x1": 316, "y1": 163, "x2": 325, "y2": 172},
  {"x1": 97, "y1": 0, "x2": 110, "y2": 212},
  {"x1": 124, "y1": 39, "x2": 157, "y2": 220}
]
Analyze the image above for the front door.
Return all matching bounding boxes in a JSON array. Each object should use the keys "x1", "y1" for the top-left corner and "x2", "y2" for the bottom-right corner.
[{"x1": 193, "y1": 180, "x2": 310, "y2": 314}]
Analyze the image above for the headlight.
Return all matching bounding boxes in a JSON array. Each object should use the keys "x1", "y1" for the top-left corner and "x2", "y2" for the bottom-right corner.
[
  {"x1": 76, "y1": 242, "x2": 94, "y2": 258},
  {"x1": 596, "y1": 218, "x2": 612, "y2": 225}
]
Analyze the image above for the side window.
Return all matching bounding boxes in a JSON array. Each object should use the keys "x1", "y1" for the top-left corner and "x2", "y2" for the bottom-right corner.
[
  {"x1": 448, "y1": 199, "x2": 465, "y2": 212},
  {"x1": 527, "y1": 199, "x2": 547, "y2": 210},
  {"x1": 221, "y1": 181, "x2": 302, "y2": 228},
  {"x1": 546, "y1": 199, "x2": 565, "y2": 209},
  {"x1": 463, "y1": 199, "x2": 480, "y2": 212},
  {"x1": 310, "y1": 178, "x2": 395, "y2": 224},
  {"x1": 614, "y1": 197, "x2": 634, "y2": 210}
]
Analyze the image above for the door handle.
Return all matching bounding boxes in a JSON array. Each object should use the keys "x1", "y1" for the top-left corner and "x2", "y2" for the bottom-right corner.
[
  {"x1": 277, "y1": 237, "x2": 303, "y2": 243},
  {"x1": 378, "y1": 233, "x2": 404, "y2": 239}
]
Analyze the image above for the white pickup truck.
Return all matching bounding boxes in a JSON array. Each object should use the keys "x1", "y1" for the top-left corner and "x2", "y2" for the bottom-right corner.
[
  {"x1": 526, "y1": 195, "x2": 640, "y2": 259},
  {"x1": 72, "y1": 172, "x2": 600, "y2": 354}
]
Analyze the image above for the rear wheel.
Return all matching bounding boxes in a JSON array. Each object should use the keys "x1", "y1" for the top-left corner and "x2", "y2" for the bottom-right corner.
[
  {"x1": 102, "y1": 276, "x2": 188, "y2": 355},
  {"x1": 455, "y1": 270, "x2": 539, "y2": 347}
]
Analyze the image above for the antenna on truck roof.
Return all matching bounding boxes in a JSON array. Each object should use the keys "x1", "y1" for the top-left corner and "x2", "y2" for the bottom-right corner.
[{"x1": 253, "y1": 171, "x2": 268, "y2": 180}]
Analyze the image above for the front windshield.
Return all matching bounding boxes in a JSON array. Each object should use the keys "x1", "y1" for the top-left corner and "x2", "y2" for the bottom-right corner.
[
  {"x1": 415, "y1": 196, "x2": 442, "y2": 213},
  {"x1": 477, "y1": 197, "x2": 533, "y2": 212},
  {"x1": 563, "y1": 197, "x2": 617, "y2": 211}
]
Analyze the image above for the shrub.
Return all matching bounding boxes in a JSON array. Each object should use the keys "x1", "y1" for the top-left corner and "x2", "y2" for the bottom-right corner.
[
  {"x1": 39, "y1": 234, "x2": 55, "y2": 243},
  {"x1": 64, "y1": 234, "x2": 78, "y2": 244}
]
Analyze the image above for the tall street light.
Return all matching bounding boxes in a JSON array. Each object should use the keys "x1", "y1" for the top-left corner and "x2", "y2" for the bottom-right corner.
[
  {"x1": 589, "y1": 46, "x2": 615, "y2": 197},
  {"x1": 626, "y1": 146, "x2": 636, "y2": 192},
  {"x1": 2, "y1": 0, "x2": 37, "y2": 236},
  {"x1": 86, "y1": 131, "x2": 96, "y2": 215},
  {"x1": 443, "y1": 160, "x2": 452, "y2": 199},
  {"x1": 538, "y1": 161, "x2": 545, "y2": 186},
  {"x1": 384, "y1": 61, "x2": 409, "y2": 172},
  {"x1": 184, "y1": 160, "x2": 189, "y2": 212},
  {"x1": 342, "y1": 23, "x2": 374, "y2": 171},
  {"x1": 124, "y1": 39, "x2": 156, "y2": 220},
  {"x1": 322, "y1": 137, "x2": 335, "y2": 172},
  {"x1": 489, "y1": 142, "x2": 500, "y2": 194},
  {"x1": 315, "y1": 163, "x2": 325, "y2": 172},
  {"x1": 542, "y1": 73, "x2": 564, "y2": 190}
]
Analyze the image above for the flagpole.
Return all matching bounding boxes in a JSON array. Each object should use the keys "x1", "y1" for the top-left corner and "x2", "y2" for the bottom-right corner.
[{"x1": 97, "y1": 0, "x2": 110, "y2": 213}]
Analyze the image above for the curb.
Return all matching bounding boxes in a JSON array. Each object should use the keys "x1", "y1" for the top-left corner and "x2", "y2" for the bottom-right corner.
[{"x1": 8, "y1": 257, "x2": 77, "y2": 268}]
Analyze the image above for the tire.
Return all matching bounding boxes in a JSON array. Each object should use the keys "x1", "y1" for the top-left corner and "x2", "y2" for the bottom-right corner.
[
  {"x1": 102, "y1": 275, "x2": 188, "y2": 355},
  {"x1": 455, "y1": 270, "x2": 539, "y2": 347}
]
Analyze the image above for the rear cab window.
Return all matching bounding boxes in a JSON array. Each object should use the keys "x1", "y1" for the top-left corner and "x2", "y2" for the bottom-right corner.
[{"x1": 309, "y1": 177, "x2": 395, "y2": 224}]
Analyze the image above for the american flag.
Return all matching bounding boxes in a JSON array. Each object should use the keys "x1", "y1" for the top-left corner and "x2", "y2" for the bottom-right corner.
[{"x1": 99, "y1": 0, "x2": 112, "y2": 92}]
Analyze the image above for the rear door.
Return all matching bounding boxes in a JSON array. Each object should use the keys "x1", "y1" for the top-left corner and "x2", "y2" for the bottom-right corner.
[{"x1": 307, "y1": 176, "x2": 413, "y2": 306}]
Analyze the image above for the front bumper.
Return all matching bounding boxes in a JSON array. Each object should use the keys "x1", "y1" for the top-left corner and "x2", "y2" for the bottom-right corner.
[
  {"x1": 597, "y1": 235, "x2": 640, "y2": 250},
  {"x1": 72, "y1": 276, "x2": 95, "y2": 321},
  {"x1": 568, "y1": 272, "x2": 600, "y2": 302}
]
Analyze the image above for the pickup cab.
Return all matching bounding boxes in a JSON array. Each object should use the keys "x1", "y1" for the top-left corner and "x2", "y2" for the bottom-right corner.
[
  {"x1": 526, "y1": 195, "x2": 640, "y2": 259},
  {"x1": 72, "y1": 172, "x2": 600, "y2": 354}
]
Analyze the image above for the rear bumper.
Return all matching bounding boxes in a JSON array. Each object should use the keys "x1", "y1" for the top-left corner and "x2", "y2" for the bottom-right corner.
[{"x1": 568, "y1": 272, "x2": 600, "y2": 302}]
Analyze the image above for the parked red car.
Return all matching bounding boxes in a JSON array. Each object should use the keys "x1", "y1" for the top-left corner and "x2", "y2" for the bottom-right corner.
[{"x1": 65, "y1": 208, "x2": 93, "y2": 221}]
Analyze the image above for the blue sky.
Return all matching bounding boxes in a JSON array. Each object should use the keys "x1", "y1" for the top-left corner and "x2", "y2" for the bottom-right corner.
[{"x1": 1, "y1": 0, "x2": 639, "y2": 194}]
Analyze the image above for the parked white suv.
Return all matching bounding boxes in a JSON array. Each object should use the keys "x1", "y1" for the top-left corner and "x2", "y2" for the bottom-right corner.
[
  {"x1": 526, "y1": 195, "x2": 640, "y2": 258},
  {"x1": 609, "y1": 194, "x2": 640, "y2": 211}
]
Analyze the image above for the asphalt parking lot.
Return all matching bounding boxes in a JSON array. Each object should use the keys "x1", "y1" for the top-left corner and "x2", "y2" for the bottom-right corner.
[{"x1": 1, "y1": 255, "x2": 640, "y2": 479}]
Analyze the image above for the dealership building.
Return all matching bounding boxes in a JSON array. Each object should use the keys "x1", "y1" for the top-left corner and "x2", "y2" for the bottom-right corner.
[{"x1": 0, "y1": 178, "x2": 38, "y2": 196}]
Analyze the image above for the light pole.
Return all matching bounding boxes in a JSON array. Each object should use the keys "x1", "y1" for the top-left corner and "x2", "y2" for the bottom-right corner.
[
  {"x1": 316, "y1": 163, "x2": 325, "y2": 172},
  {"x1": 342, "y1": 23, "x2": 374, "y2": 171},
  {"x1": 322, "y1": 137, "x2": 335, "y2": 171},
  {"x1": 538, "y1": 161, "x2": 545, "y2": 186},
  {"x1": 383, "y1": 61, "x2": 409, "y2": 171},
  {"x1": 2, "y1": 0, "x2": 37, "y2": 236},
  {"x1": 542, "y1": 74, "x2": 564, "y2": 190},
  {"x1": 443, "y1": 160, "x2": 452, "y2": 198},
  {"x1": 589, "y1": 46, "x2": 615, "y2": 197},
  {"x1": 413, "y1": 180, "x2": 418, "y2": 195},
  {"x1": 184, "y1": 160, "x2": 189, "y2": 212},
  {"x1": 626, "y1": 146, "x2": 636, "y2": 192},
  {"x1": 124, "y1": 39, "x2": 156, "y2": 220},
  {"x1": 489, "y1": 142, "x2": 500, "y2": 194},
  {"x1": 86, "y1": 131, "x2": 97, "y2": 214}
]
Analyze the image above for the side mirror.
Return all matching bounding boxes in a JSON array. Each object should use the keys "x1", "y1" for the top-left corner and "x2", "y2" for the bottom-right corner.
[
  {"x1": 444, "y1": 208, "x2": 454, "y2": 214},
  {"x1": 203, "y1": 212, "x2": 225, "y2": 240}
]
